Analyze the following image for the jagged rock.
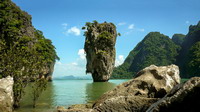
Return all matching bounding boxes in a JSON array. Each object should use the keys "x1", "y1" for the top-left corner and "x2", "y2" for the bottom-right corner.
[
  {"x1": 93, "y1": 65, "x2": 180, "y2": 111},
  {"x1": 0, "y1": 76, "x2": 14, "y2": 112},
  {"x1": 83, "y1": 21, "x2": 118, "y2": 82},
  {"x1": 42, "y1": 62, "x2": 55, "y2": 81},
  {"x1": 93, "y1": 96, "x2": 158, "y2": 112},
  {"x1": 147, "y1": 77, "x2": 200, "y2": 112},
  {"x1": 57, "y1": 104, "x2": 93, "y2": 112}
]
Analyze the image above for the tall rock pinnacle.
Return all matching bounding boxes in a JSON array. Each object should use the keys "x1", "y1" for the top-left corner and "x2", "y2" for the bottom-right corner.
[{"x1": 83, "y1": 21, "x2": 118, "y2": 82}]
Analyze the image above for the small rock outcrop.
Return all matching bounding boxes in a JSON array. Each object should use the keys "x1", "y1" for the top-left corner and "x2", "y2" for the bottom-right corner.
[
  {"x1": 147, "y1": 77, "x2": 200, "y2": 112},
  {"x1": 83, "y1": 21, "x2": 118, "y2": 82},
  {"x1": 93, "y1": 65, "x2": 180, "y2": 111},
  {"x1": 0, "y1": 76, "x2": 14, "y2": 112}
]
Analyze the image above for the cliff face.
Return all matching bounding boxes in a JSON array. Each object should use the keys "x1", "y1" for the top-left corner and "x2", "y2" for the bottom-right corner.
[
  {"x1": 0, "y1": 0, "x2": 59, "y2": 107},
  {"x1": 112, "y1": 32, "x2": 180, "y2": 79},
  {"x1": 0, "y1": 0, "x2": 58, "y2": 81},
  {"x1": 172, "y1": 34, "x2": 185, "y2": 46},
  {"x1": 83, "y1": 21, "x2": 117, "y2": 82},
  {"x1": 0, "y1": 76, "x2": 14, "y2": 112},
  {"x1": 177, "y1": 21, "x2": 200, "y2": 77}
]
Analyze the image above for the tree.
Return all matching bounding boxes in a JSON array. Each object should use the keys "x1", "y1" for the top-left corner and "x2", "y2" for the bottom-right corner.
[{"x1": 187, "y1": 41, "x2": 200, "y2": 77}]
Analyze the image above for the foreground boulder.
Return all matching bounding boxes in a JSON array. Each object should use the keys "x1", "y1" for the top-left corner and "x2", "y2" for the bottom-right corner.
[
  {"x1": 83, "y1": 21, "x2": 118, "y2": 82},
  {"x1": 0, "y1": 76, "x2": 14, "y2": 112},
  {"x1": 57, "y1": 65, "x2": 180, "y2": 112},
  {"x1": 147, "y1": 77, "x2": 200, "y2": 112},
  {"x1": 93, "y1": 64, "x2": 180, "y2": 109}
]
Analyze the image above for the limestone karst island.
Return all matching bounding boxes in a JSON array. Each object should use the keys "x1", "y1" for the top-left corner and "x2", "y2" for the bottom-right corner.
[{"x1": 0, "y1": 0, "x2": 199, "y2": 112}]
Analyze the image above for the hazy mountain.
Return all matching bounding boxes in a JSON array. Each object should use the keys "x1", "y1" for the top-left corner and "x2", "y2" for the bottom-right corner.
[{"x1": 53, "y1": 75, "x2": 92, "y2": 80}]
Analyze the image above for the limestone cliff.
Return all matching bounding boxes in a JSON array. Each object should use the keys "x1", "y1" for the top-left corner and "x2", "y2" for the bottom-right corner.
[
  {"x1": 0, "y1": 0, "x2": 59, "y2": 81},
  {"x1": 83, "y1": 21, "x2": 118, "y2": 82},
  {"x1": 0, "y1": 76, "x2": 14, "y2": 112},
  {"x1": 0, "y1": 0, "x2": 59, "y2": 107}
]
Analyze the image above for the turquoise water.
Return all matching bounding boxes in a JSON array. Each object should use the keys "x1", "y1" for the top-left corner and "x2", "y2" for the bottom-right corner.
[{"x1": 15, "y1": 79, "x2": 128, "y2": 112}]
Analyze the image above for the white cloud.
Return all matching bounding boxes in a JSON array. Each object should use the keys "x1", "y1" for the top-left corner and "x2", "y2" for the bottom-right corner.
[
  {"x1": 138, "y1": 28, "x2": 145, "y2": 32},
  {"x1": 117, "y1": 22, "x2": 126, "y2": 26},
  {"x1": 53, "y1": 61, "x2": 86, "y2": 77},
  {"x1": 72, "y1": 62, "x2": 78, "y2": 66},
  {"x1": 128, "y1": 24, "x2": 134, "y2": 29},
  {"x1": 62, "y1": 23, "x2": 68, "y2": 29},
  {"x1": 78, "y1": 49, "x2": 86, "y2": 60},
  {"x1": 185, "y1": 21, "x2": 190, "y2": 24},
  {"x1": 125, "y1": 24, "x2": 145, "y2": 35},
  {"x1": 56, "y1": 61, "x2": 62, "y2": 65},
  {"x1": 53, "y1": 49, "x2": 87, "y2": 77},
  {"x1": 115, "y1": 55, "x2": 125, "y2": 67},
  {"x1": 67, "y1": 26, "x2": 81, "y2": 36}
]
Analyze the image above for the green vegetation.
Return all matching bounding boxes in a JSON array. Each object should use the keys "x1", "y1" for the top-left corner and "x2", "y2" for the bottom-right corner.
[
  {"x1": 172, "y1": 34, "x2": 185, "y2": 46},
  {"x1": 112, "y1": 32, "x2": 180, "y2": 79},
  {"x1": 177, "y1": 21, "x2": 200, "y2": 78},
  {"x1": 187, "y1": 42, "x2": 200, "y2": 77},
  {"x1": 83, "y1": 21, "x2": 117, "y2": 56},
  {"x1": 0, "y1": 0, "x2": 58, "y2": 108},
  {"x1": 113, "y1": 21, "x2": 200, "y2": 79}
]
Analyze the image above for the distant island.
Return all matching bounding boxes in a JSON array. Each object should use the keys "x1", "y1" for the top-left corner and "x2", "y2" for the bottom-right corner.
[{"x1": 53, "y1": 75, "x2": 92, "y2": 80}]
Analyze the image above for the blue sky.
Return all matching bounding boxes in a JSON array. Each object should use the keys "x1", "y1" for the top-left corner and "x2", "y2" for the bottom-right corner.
[{"x1": 12, "y1": 0, "x2": 200, "y2": 77}]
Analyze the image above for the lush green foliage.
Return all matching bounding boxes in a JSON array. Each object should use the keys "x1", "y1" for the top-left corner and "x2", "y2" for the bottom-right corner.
[
  {"x1": 113, "y1": 21, "x2": 200, "y2": 79},
  {"x1": 0, "y1": 0, "x2": 58, "y2": 108},
  {"x1": 83, "y1": 21, "x2": 117, "y2": 57},
  {"x1": 172, "y1": 34, "x2": 185, "y2": 46},
  {"x1": 187, "y1": 42, "x2": 200, "y2": 77},
  {"x1": 112, "y1": 32, "x2": 180, "y2": 79}
]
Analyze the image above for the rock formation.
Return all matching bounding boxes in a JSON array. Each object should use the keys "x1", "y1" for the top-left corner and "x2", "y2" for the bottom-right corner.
[
  {"x1": 93, "y1": 65, "x2": 180, "y2": 111},
  {"x1": 176, "y1": 21, "x2": 200, "y2": 78},
  {"x1": 147, "y1": 77, "x2": 200, "y2": 112},
  {"x1": 83, "y1": 21, "x2": 118, "y2": 82},
  {"x1": 57, "y1": 65, "x2": 181, "y2": 112},
  {"x1": 112, "y1": 32, "x2": 180, "y2": 79},
  {"x1": 0, "y1": 0, "x2": 59, "y2": 108},
  {"x1": 0, "y1": 76, "x2": 14, "y2": 112}
]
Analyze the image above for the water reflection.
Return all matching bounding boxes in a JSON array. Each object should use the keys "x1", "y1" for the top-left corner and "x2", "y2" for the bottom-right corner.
[
  {"x1": 15, "y1": 82, "x2": 55, "y2": 112},
  {"x1": 15, "y1": 79, "x2": 128, "y2": 112},
  {"x1": 85, "y1": 82, "x2": 116, "y2": 103}
]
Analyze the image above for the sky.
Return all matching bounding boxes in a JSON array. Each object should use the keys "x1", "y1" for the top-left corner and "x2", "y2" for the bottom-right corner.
[{"x1": 12, "y1": 0, "x2": 200, "y2": 77}]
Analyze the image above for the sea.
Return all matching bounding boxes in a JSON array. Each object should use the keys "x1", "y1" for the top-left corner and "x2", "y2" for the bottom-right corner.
[{"x1": 15, "y1": 79, "x2": 129, "y2": 112}]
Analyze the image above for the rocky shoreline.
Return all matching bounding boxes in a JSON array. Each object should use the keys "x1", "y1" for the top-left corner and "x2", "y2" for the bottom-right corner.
[
  {"x1": 57, "y1": 65, "x2": 200, "y2": 112},
  {"x1": 0, "y1": 65, "x2": 199, "y2": 112}
]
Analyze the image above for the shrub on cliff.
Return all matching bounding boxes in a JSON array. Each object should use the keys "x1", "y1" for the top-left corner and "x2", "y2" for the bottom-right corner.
[{"x1": 0, "y1": 0, "x2": 59, "y2": 108}]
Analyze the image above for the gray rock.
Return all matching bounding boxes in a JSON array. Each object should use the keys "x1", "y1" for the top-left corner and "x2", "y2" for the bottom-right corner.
[
  {"x1": 57, "y1": 65, "x2": 181, "y2": 112},
  {"x1": 84, "y1": 22, "x2": 117, "y2": 82},
  {"x1": 0, "y1": 76, "x2": 14, "y2": 112},
  {"x1": 147, "y1": 77, "x2": 200, "y2": 112},
  {"x1": 57, "y1": 104, "x2": 93, "y2": 112},
  {"x1": 93, "y1": 65, "x2": 180, "y2": 111},
  {"x1": 93, "y1": 96, "x2": 158, "y2": 112}
]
